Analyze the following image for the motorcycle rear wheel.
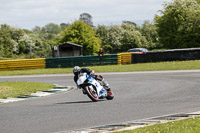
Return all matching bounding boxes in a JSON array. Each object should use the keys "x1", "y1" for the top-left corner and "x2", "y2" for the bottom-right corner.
[{"x1": 106, "y1": 91, "x2": 114, "y2": 100}]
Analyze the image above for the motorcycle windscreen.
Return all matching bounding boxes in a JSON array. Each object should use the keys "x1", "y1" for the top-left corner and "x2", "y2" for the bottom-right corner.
[{"x1": 77, "y1": 73, "x2": 87, "y2": 86}]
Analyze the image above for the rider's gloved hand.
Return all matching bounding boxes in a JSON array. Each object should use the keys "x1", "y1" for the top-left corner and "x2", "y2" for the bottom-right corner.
[{"x1": 90, "y1": 70, "x2": 95, "y2": 76}]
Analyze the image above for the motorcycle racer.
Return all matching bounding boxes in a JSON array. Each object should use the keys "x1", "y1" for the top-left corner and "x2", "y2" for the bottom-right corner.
[{"x1": 73, "y1": 66, "x2": 113, "y2": 96}]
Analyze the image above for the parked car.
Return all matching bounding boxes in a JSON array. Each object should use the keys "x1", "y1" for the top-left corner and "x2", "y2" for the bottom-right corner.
[{"x1": 127, "y1": 48, "x2": 148, "y2": 53}]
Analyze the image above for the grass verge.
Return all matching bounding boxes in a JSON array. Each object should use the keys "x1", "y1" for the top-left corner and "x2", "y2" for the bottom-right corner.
[
  {"x1": 0, "y1": 60, "x2": 200, "y2": 76},
  {"x1": 115, "y1": 116, "x2": 200, "y2": 133},
  {"x1": 0, "y1": 82, "x2": 55, "y2": 99}
]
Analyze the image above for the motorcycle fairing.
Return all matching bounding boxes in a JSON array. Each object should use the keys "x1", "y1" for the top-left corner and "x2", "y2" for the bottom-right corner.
[
  {"x1": 87, "y1": 75, "x2": 107, "y2": 98},
  {"x1": 77, "y1": 73, "x2": 107, "y2": 98}
]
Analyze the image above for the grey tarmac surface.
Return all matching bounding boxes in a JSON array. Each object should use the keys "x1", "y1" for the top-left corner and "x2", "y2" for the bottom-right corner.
[{"x1": 0, "y1": 70, "x2": 200, "y2": 133}]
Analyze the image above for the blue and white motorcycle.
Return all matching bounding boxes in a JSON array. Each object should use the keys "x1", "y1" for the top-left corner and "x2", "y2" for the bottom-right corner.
[{"x1": 77, "y1": 73, "x2": 114, "y2": 102}]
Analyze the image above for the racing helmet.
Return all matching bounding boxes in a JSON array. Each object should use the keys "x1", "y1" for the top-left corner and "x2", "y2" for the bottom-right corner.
[{"x1": 73, "y1": 66, "x2": 81, "y2": 74}]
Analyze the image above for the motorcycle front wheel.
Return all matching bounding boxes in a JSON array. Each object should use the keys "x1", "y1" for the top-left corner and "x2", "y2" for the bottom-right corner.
[{"x1": 85, "y1": 86, "x2": 98, "y2": 102}]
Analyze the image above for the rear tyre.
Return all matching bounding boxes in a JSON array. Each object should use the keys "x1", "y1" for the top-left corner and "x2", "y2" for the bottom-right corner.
[
  {"x1": 106, "y1": 91, "x2": 114, "y2": 100},
  {"x1": 85, "y1": 86, "x2": 98, "y2": 102}
]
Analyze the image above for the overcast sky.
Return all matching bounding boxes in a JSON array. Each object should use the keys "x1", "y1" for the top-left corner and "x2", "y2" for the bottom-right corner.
[{"x1": 0, "y1": 0, "x2": 172, "y2": 30}]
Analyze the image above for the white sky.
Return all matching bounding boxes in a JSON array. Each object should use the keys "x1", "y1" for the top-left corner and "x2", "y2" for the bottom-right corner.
[{"x1": 0, "y1": 0, "x2": 172, "y2": 30}]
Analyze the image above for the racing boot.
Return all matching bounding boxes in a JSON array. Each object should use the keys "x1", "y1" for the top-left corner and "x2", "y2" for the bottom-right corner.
[
  {"x1": 104, "y1": 86, "x2": 114, "y2": 100},
  {"x1": 105, "y1": 87, "x2": 113, "y2": 96},
  {"x1": 97, "y1": 75, "x2": 114, "y2": 98},
  {"x1": 82, "y1": 88, "x2": 87, "y2": 95},
  {"x1": 102, "y1": 80, "x2": 114, "y2": 97}
]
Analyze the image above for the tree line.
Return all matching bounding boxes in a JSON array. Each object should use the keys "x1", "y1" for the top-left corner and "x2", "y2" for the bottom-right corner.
[{"x1": 0, "y1": 0, "x2": 200, "y2": 59}]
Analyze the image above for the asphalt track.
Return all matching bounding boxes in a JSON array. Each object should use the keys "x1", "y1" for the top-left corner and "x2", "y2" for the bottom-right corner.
[{"x1": 0, "y1": 70, "x2": 200, "y2": 133}]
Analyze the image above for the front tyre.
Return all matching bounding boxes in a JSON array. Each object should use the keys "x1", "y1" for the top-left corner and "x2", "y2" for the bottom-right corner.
[{"x1": 85, "y1": 86, "x2": 98, "y2": 102}]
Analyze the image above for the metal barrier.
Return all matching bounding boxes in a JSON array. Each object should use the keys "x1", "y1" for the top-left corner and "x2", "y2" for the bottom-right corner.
[
  {"x1": 132, "y1": 48, "x2": 200, "y2": 64},
  {"x1": 118, "y1": 53, "x2": 132, "y2": 65},
  {"x1": 118, "y1": 54, "x2": 122, "y2": 65},
  {"x1": 0, "y1": 58, "x2": 45, "y2": 71},
  {"x1": 1, "y1": 48, "x2": 199, "y2": 71},
  {"x1": 46, "y1": 54, "x2": 118, "y2": 68}
]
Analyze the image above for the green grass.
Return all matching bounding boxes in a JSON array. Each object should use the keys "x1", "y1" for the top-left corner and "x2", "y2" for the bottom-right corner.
[
  {"x1": 0, "y1": 60, "x2": 200, "y2": 76},
  {"x1": 0, "y1": 82, "x2": 55, "y2": 99},
  {"x1": 115, "y1": 117, "x2": 200, "y2": 133}
]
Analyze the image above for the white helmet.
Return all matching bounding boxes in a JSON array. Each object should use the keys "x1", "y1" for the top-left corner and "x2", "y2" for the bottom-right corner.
[{"x1": 73, "y1": 66, "x2": 81, "y2": 74}]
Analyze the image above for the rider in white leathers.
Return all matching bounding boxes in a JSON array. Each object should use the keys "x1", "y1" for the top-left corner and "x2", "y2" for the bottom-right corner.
[{"x1": 73, "y1": 66, "x2": 112, "y2": 95}]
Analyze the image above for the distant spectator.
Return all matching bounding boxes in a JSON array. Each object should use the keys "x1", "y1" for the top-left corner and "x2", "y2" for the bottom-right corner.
[{"x1": 98, "y1": 48, "x2": 104, "y2": 56}]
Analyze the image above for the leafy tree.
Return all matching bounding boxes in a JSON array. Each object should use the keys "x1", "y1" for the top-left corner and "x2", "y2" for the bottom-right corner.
[
  {"x1": 18, "y1": 34, "x2": 34, "y2": 55},
  {"x1": 60, "y1": 23, "x2": 69, "y2": 31},
  {"x1": 31, "y1": 38, "x2": 52, "y2": 58},
  {"x1": 107, "y1": 25, "x2": 124, "y2": 53},
  {"x1": 0, "y1": 24, "x2": 24, "y2": 57},
  {"x1": 141, "y1": 20, "x2": 159, "y2": 49},
  {"x1": 96, "y1": 25, "x2": 112, "y2": 53},
  {"x1": 42, "y1": 23, "x2": 61, "y2": 40},
  {"x1": 122, "y1": 21, "x2": 137, "y2": 26},
  {"x1": 32, "y1": 26, "x2": 41, "y2": 33},
  {"x1": 79, "y1": 13, "x2": 93, "y2": 26},
  {"x1": 42, "y1": 23, "x2": 61, "y2": 34},
  {"x1": 155, "y1": 0, "x2": 200, "y2": 49},
  {"x1": 97, "y1": 23, "x2": 147, "y2": 53},
  {"x1": 0, "y1": 24, "x2": 53, "y2": 58},
  {"x1": 59, "y1": 20, "x2": 101, "y2": 55},
  {"x1": 29, "y1": 28, "x2": 53, "y2": 58},
  {"x1": 120, "y1": 23, "x2": 147, "y2": 52},
  {"x1": 196, "y1": 0, "x2": 200, "y2": 3}
]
